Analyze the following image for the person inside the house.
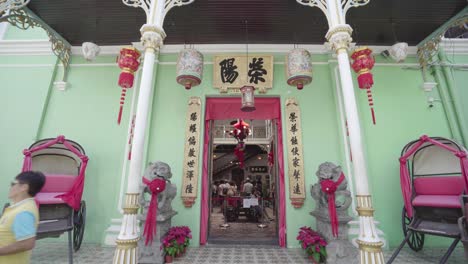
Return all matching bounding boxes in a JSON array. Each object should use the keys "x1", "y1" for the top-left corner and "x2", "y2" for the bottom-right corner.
[
  {"x1": 212, "y1": 180, "x2": 219, "y2": 207},
  {"x1": 0, "y1": 171, "x2": 45, "y2": 264},
  {"x1": 242, "y1": 178, "x2": 253, "y2": 195},
  {"x1": 251, "y1": 188, "x2": 263, "y2": 222}
]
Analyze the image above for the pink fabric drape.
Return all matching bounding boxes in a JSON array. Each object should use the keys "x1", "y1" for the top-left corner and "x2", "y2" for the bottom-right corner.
[
  {"x1": 22, "y1": 135, "x2": 88, "y2": 211},
  {"x1": 205, "y1": 98, "x2": 281, "y2": 120},
  {"x1": 275, "y1": 118, "x2": 286, "y2": 247},
  {"x1": 200, "y1": 120, "x2": 210, "y2": 245},
  {"x1": 399, "y1": 135, "x2": 468, "y2": 218},
  {"x1": 200, "y1": 97, "x2": 286, "y2": 247}
]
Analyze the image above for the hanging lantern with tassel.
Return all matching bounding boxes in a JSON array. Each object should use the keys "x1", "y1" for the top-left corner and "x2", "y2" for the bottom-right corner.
[
  {"x1": 117, "y1": 47, "x2": 141, "y2": 125},
  {"x1": 176, "y1": 48, "x2": 204, "y2": 90},
  {"x1": 351, "y1": 47, "x2": 376, "y2": 125},
  {"x1": 285, "y1": 48, "x2": 313, "y2": 90}
]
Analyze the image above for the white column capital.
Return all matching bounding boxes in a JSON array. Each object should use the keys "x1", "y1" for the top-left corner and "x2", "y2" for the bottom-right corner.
[
  {"x1": 326, "y1": 24, "x2": 353, "y2": 53},
  {"x1": 140, "y1": 24, "x2": 166, "y2": 52}
]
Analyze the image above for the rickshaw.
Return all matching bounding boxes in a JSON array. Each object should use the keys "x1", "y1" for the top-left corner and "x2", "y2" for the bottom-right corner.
[
  {"x1": 388, "y1": 136, "x2": 468, "y2": 263},
  {"x1": 21, "y1": 135, "x2": 88, "y2": 264}
]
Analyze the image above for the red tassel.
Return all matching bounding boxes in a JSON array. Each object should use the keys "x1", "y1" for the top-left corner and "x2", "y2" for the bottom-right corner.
[
  {"x1": 142, "y1": 178, "x2": 166, "y2": 245},
  {"x1": 117, "y1": 88, "x2": 127, "y2": 125},
  {"x1": 371, "y1": 108, "x2": 376, "y2": 125},
  {"x1": 366, "y1": 88, "x2": 376, "y2": 125}
]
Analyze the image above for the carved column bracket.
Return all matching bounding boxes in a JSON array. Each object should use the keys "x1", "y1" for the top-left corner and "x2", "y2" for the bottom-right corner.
[
  {"x1": 181, "y1": 97, "x2": 202, "y2": 207},
  {"x1": 140, "y1": 24, "x2": 166, "y2": 52},
  {"x1": 326, "y1": 25, "x2": 353, "y2": 53},
  {"x1": 285, "y1": 98, "x2": 306, "y2": 208}
]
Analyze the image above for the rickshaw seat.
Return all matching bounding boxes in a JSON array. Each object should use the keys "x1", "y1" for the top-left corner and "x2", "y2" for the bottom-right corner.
[
  {"x1": 36, "y1": 192, "x2": 67, "y2": 204},
  {"x1": 412, "y1": 176, "x2": 464, "y2": 208},
  {"x1": 36, "y1": 174, "x2": 76, "y2": 204},
  {"x1": 413, "y1": 176, "x2": 464, "y2": 196},
  {"x1": 412, "y1": 195, "x2": 461, "y2": 208}
]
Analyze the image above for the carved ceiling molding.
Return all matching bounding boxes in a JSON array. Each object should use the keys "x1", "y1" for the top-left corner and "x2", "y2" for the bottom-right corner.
[{"x1": 0, "y1": 7, "x2": 71, "y2": 81}]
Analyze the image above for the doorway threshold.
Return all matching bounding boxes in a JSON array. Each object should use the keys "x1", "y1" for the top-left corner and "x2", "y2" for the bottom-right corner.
[{"x1": 207, "y1": 238, "x2": 278, "y2": 246}]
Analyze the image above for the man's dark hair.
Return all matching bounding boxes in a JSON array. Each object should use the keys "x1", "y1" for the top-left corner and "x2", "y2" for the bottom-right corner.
[{"x1": 16, "y1": 171, "x2": 46, "y2": 197}]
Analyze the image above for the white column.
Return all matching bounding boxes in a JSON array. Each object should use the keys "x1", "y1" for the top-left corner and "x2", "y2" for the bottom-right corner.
[
  {"x1": 297, "y1": 0, "x2": 384, "y2": 262},
  {"x1": 336, "y1": 50, "x2": 369, "y2": 195},
  {"x1": 326, "y1": 17, "x2": 385, "y2": 264},
  {"x1": 113, "y1": 7, "x2": 166, "y2": 264}
]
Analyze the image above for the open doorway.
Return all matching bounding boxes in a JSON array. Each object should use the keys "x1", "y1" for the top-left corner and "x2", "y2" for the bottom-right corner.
[
  {"x1": 200, "y1": 97, "x2": 286, "y2": 247},
  {"x1": 207, "y1": 119, "x2": 279, "y2": 244}
]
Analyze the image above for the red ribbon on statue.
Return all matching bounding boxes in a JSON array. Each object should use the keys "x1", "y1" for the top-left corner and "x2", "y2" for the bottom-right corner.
[
  {"x1": 320, "y1": 172, "x2": 345, "y2": 237},
  {"x1": 142, "y1": 177, "x2": 166, "y2": 245}
]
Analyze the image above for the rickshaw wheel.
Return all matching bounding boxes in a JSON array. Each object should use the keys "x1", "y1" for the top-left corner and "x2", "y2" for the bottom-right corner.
[
  {"x1": 402, "y1": 206, "x2": 424, "y2": 251},
  {"x1": 73, "y1": 201, "x2": 86, "y2": 252}
]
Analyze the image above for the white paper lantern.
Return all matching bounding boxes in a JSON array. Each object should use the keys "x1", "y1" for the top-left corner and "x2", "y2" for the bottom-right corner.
[
  {"x1": 286, "y1": 48, "x2": 313, "y2": 90},
  {"x1": 240, "y1": 85, "x2": 256, "y2": 112},
  {"x1": 176, "y1": 48, "x2": 204, "y2": 89}
]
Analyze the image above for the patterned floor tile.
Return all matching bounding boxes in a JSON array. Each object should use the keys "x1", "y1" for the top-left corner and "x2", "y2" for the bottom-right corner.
[{"x1": 30, "y1": 241, "x2": 467, "y2": 264}]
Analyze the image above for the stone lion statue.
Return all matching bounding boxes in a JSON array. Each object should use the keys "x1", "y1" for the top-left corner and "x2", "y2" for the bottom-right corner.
[
  {"x1": 138, "y1": 161, "x2": 177, "y2": 264},
  {"x1": 311, "y1": 162, "x2": 352, "y2": 215},
  {"x1": 310, "y1": 162, "x2": 358, "y2": 264}
]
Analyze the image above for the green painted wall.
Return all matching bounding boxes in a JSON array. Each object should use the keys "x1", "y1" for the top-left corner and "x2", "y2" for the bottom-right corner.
[
  {"x1": 0, "y1": 24, "x2": 462, "y2": 249},
  {"x1": 3, "y1": 24, "x2": 48, "y2": 40}
]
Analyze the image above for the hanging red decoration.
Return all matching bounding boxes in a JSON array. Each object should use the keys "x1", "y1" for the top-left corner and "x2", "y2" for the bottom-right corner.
[
  {"x1": 268, "y1": 149, "x2": 274, "y2": 167},
  {"x1": 226, "y1": 119, "x2": 251, "y2": 169},
  {"x1": 351, "y1": 47, "x2": 376, "y2": 125},
  {"x1": 117, "y1": 47, "x2": 141, "y2": 125},
  {"x1": 231, "y1": 119, "x2": 251, "y2": 143}
]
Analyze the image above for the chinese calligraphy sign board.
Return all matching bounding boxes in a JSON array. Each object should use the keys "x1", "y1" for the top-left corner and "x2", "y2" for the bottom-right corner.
[
  {"x1": 213, "y1": 55, "x2": 273, "y2": 94},
  {"x1": 285, "y1": 98, "x2": 306, "y2": 208},
  {"x1": 181, "y1": 97, "x2": 202, "y2": 208}
]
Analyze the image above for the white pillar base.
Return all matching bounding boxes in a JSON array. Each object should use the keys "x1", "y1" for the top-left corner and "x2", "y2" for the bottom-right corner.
[{"x1": 348, "y1": 220, "x2": 388, "y2": 250}]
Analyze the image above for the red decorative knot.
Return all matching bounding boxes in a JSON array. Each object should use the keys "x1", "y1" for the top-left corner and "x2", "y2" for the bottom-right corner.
[
  {"x1": 399, "y1": 158, "x2": 406, "y2": 164},
  {"x1": 23, "y1": 149, "x2": 32, "y2": 156},
  {"x1": 420, "y1": 135, "x2": 429, "y2": 142},
  {"x1": 456, "y1": 151, "x2": 467, "y2": 158},
  {"x1": 320, "y1": 179, "x2": 338, "y2": 194},
  {"x1": 80, "y1": 156, "x2": 89, "y2": 162},
  {"x1": 57, "y1": 135, "x2": 65, "y2": 143},
  {"x1": 145, "y1": 178, "x2": 166, "y2": 195}
]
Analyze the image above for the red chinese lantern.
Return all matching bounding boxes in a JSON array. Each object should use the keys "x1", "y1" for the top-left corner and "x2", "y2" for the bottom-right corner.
[
  {"x1": 351, "y1": 47, "x2": 376, "y2": 125},
  {"x1": 117, "y1": 47, "x2": 141, "y2": 124}
]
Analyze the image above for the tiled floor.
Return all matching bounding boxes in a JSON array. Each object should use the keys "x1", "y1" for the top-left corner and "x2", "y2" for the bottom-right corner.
[
  {"x1": 209, "y1": 206, "x2": 277, "y2": 244},
  {"x1": 31, "y1": 241, "x2": 467, "y2": 264}
]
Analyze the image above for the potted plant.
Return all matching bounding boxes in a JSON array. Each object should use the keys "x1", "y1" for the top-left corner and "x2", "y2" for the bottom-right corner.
[
  {"x1": 162, "y1": 226, "x2": 192, "y2": 261},
  {"x1": 297, "y1": 226, "x2": 327, "y2": 264}
]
